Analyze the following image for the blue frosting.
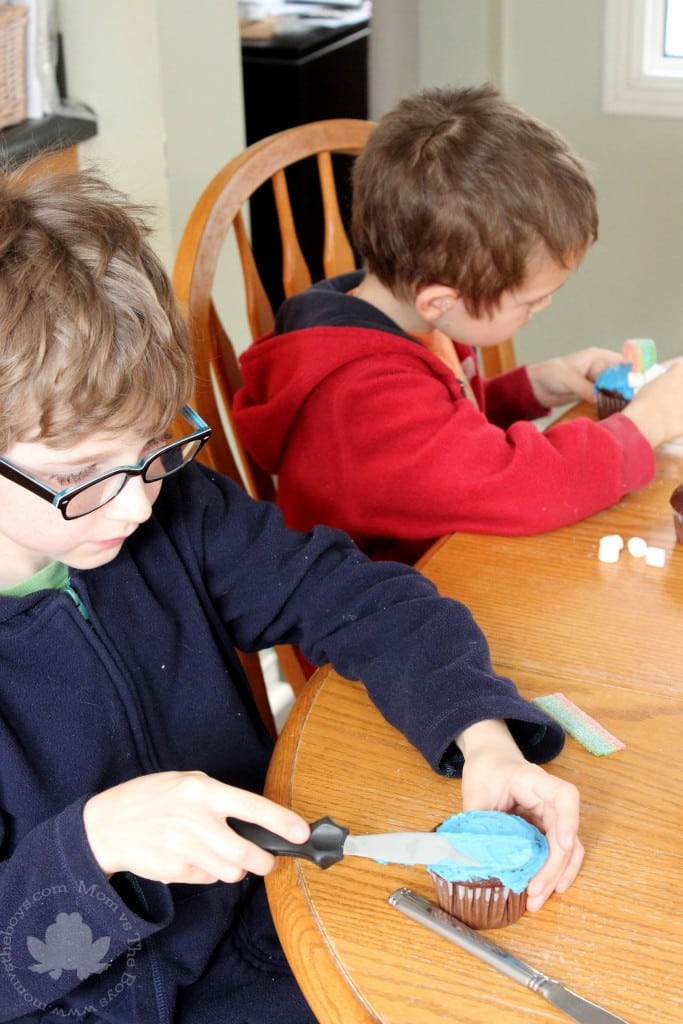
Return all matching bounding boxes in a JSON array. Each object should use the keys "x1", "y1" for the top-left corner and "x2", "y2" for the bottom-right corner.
[
  {"x1": 426, "y1": 811, "x2": 548, "y2": 893},
  {"x1": 594, "y1": 362, "x2": 634, "y2": 399}
]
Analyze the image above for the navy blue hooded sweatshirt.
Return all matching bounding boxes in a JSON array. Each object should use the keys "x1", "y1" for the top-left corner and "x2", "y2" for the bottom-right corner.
[{"x1": 0, "y1": 463, "x2": 562, "y2": 1022}]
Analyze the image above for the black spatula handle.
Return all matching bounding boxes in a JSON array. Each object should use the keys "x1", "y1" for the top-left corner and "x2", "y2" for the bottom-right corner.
[{"x1": 228, "y1": 815, "x2": 349, "y2": 869}]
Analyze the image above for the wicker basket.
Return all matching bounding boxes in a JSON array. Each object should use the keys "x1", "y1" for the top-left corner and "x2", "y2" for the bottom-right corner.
[{"x1": 0, "y1": 4, "x2": 28, "y2": 131}]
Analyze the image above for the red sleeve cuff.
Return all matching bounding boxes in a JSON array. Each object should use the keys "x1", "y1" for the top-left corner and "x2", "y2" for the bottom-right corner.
[
  {"x1": 595, "y1": 412, "x2": 656, "y2": 491},
  {"x1": 483, "y1": 365, "x2": 549, "y2": 427}
]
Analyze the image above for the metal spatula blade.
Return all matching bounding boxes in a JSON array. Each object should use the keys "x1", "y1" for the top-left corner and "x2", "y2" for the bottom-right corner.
[{"x1": 229, "y1": 816, "x2": 480, "y2": 869}]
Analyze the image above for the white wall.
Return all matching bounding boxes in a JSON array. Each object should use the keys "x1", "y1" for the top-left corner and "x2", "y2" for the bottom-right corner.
[
  {"x1": 368, "y1": 0, "x2": 419, "y2": 118},
  {"x1": 500, "y1": 0, "x2": 683, "y2": 363},
  {"x1": 57, "y1": 1, "x2": 171, "y2": 256},
  {"x1": 57, "y1": 0, "x2": 245, "y2": 271},
  {"x1": 370, "y1": 0, "x2": 682, "y2": 362},
  {"x1": 370, "y1": 0, "x2": 502, "y2": 118}
]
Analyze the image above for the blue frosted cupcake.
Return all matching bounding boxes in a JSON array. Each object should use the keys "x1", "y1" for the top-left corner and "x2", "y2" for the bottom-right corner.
[
  {"x1": 427, "y1": 811, "x2": 548, "y2": 929},
  {"x1": 594, "y1": 338, "x2": 664, "y2": 418}
]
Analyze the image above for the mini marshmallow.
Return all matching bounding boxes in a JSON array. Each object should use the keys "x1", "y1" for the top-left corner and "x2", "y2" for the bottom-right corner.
[
  {"x1": 627, "y1": 365, "x2": 666, "y2": 389},
  {"x1": 598, "y1": 536, "x2": 622, "y2": 563},
  {"x1": 644, "y1": 546, "x2": 666, "y2": 568},
  {"x1": 627, "y1": 536, "x2": 648, "y2": 558}
]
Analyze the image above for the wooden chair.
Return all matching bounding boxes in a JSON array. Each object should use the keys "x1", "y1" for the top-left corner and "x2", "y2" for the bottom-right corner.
[
  {"x1": 236, "y1": 649, "x2": 276, "y2": 740},
  {"x1": 172, "y1": 118, "x2": 516, "y2": 701},
  {"x1": 479, "y1": 337, "x2": 516, "y2": 377},
  {"x1": 173, "y1": 119, "x2": 375, "y2": 698}
]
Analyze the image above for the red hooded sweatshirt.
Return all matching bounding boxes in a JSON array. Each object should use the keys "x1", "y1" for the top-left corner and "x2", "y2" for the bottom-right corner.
[{"x1": 234, "y1": 272, "x2": 654, "y2": 563}]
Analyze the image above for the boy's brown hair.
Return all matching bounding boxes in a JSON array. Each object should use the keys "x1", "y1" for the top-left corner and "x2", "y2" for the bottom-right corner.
[
  {"x1": 351, "y1": 84, "x2": 598, "y2": 314},
  {"x1": 0, "y1": 166, "x2": 194, "y2": 453}
]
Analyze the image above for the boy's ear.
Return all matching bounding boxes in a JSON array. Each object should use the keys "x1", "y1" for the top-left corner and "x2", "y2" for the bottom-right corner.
[{"x1": 414, "y1": 285, "x2": 461, "y2": 323}]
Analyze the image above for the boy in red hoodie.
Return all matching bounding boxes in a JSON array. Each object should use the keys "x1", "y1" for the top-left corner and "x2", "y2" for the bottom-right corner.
[{"x1": 234, "y1": 84, "x2": 683, "y2": 563}]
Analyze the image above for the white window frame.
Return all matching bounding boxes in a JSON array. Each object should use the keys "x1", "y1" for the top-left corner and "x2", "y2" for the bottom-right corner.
[{"x1": 603, "y1": 0, "x2": 683, "y2": 117}]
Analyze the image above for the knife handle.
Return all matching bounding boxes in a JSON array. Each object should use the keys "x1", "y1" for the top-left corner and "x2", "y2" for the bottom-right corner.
[
  {"x1": 228, "y1": 815, "x2": 349, "y2": 869},
  {"x1": 388, "y1": 888, "x2": 547, "y2": 990}
]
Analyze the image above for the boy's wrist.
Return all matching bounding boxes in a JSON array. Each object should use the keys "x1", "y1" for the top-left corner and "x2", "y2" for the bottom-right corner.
[
  {"x1": 454, "y1": 717, "x2": 521, "y2": 760},
  {"x1": 621, "y1": 400, "x2": 670, "y2": 449},
  {"x1": 83, "y1": 793, "x2": 117, "y2": 878}
]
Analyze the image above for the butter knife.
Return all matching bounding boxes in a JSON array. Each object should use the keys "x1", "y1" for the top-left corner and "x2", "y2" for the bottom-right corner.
[
  {"x1": 228, "y1": 816, "x2": 480, "y2": 869},
  {"x1": 388, "y1": 888, "x2": 631, "y2": 1024}
]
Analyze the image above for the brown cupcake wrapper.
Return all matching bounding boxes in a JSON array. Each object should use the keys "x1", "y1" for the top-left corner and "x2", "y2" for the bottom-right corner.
[
  {"x1": 673, "y1": 510, "x2": 683, "y2": 545},
  {"x1": 595, "y1": 389, "x2": 628, "y2": 419},
  {"x1": 428, "y1": 871, "x2": 527, "y2": 929}
]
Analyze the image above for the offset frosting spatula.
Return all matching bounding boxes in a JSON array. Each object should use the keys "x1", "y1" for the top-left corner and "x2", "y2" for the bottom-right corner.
[
  {"x1": 389, "y1": 888, "x2": 632, "y2": 1024},
  {"x1": 228, "y1": 815, "x2": 481, "y2": 869}
]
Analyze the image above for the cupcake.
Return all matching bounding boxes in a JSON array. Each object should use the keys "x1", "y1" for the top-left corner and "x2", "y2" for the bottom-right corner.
[
  {"x1": 671, "y1": 484, "x2": 683, "y2": 545},
  {"x1": 594, "y1": 338, "x2": 665, "y2": 419},
  {"x1": 426, "y1": 810, "x2": 548, "y2": 929}
]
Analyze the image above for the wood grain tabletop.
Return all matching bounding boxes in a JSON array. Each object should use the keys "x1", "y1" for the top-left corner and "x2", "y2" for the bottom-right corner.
[{"x1": 265, "y1": 415, "x2": 683, "y2": 1024}]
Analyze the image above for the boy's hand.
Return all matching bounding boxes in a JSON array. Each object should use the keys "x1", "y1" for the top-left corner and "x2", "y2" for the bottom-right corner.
[
  {"x1": 456, "y1": 720, "x2": 582, "y2": 912},
  {"x1": 621, "y1": 358, "x2": 683, "y2": 448},
  {"x1": 527, "y1": 347, "x2": 622, "y2": 407},
  {"x1": 83, "y1": 771, "x2": 310, "y2": 885}
]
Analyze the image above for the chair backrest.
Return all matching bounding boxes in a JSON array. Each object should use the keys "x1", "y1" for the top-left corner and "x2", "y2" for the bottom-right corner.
[
  {"x1": 236, "y1": 649, "x2": 277, "y2": 740},
  {"x1": 174, "y1": 119, "x2": 376, "y2": 697},
  {"x1": 479, "y1": 337, "x2": 517, "y2": 377},
  {"x1": 173, "y1": 118, "x2": 375, "y2": 500}
]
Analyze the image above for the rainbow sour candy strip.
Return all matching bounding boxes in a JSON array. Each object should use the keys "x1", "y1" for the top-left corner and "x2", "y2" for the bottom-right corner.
[
  {"x1": 622, "y1": 337, "x2": 656, "y2": 372},
  {"x1": 532, "y1": 693, "x2": 626, "y2": 756}
]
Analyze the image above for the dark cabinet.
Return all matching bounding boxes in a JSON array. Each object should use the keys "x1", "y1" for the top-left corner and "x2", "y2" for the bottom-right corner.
[{"x1": 241, "y1": 18, "x2": 370, "y2": 309}]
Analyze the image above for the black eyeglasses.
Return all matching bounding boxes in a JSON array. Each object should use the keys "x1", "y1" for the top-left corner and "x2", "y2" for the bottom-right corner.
[{"x1": 0, "y1": 404, "x2": 211, "y2": 520}]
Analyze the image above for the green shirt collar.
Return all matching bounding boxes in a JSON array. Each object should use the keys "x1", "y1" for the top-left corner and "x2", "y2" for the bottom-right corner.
[{"x1": 1, "y1": 561, "x2": 69, "y2": 597}]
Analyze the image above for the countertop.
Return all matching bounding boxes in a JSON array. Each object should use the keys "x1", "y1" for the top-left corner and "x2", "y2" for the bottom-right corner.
[{"x1": 0, "y1": 103, "x2": 98, "y2": 167}]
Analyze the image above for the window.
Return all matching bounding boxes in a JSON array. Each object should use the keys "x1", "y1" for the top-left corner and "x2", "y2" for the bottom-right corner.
[
  {"x1": 603, "y1": 0, "x2": 683, "y2": 116},
  {"x1": 664, "y1": 0, "x2": 683, "y2": 55}
]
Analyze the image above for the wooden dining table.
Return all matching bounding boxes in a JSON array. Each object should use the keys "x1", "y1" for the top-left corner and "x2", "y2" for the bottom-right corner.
[{"x1": 265, "y1": 416, "x2": 683, "y2": 1024}]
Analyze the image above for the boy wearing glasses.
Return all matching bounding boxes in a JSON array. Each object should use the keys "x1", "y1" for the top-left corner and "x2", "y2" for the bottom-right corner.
[{"x1": 0, "y1": 168, "x2": 580, "y2": 1023}]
